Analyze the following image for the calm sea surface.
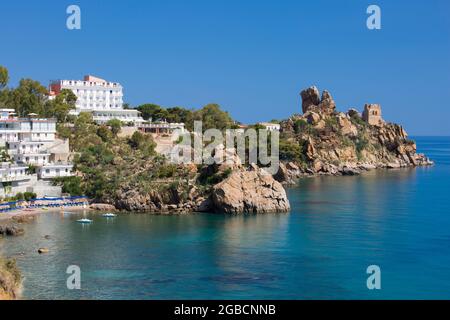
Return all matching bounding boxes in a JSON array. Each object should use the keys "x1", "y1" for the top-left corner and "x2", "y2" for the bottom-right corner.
[{"x1": 1, "y1": 136, "x2": 450, "y2": 299}]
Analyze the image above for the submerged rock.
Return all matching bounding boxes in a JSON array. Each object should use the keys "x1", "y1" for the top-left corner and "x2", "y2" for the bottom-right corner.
[
  {"x1": 37, "y1": 248, "x2": 49, "y2": 254},
  {"x1": 0, "y1": 225, "x2": 24, "y2": 237}
]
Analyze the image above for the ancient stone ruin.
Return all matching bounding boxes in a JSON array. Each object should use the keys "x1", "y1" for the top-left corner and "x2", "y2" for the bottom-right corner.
[{"x1": 362, "y1": 103, "x2": 383, "y2": 126}]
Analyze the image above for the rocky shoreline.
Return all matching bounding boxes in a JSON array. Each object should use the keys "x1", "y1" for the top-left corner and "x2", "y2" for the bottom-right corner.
[
  {"x1": 104, "y1": 163, "x2": 291, "y2": 214},
  {"x1": 0, "y1": 217, "x2": 26, "y2": 300},
  {"x1": 91, "y1": 86, "x2": 433, "y2": 214},
  {"x1": 274, "y1": 86, "x2": 433, "y2": 184}
]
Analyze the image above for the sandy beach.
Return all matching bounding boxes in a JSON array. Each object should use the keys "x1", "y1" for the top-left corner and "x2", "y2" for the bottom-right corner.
[{"x1": 0, "y1": 205, "x2": 91, "y2": 223}]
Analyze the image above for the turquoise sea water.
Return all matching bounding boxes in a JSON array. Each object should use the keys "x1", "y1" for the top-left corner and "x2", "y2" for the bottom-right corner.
[{"x1": 1, "y1": 137, "x2": 450, "y2": 299}]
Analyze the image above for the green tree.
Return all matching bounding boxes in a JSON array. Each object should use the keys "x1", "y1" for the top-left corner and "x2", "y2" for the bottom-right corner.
[
  {"x1": 97, "y1": 125, "x2": 113, "y2": 142},
  {"x1": 44, "y1": 89, "x2": 77, "y2": 122},
  {"x1": 0, "y1": 65, "x2": 9, "y2": 89},
  {"x1": 137, "y1": 104, "x2": 168, "y2": 121},
  {"x1": 192, "y1": 103, "x2": 233, "y2": 132},
  {"x1": 166, "y1": 106, "x2": 193, "y2": 124},
  {"x1": 23, "y1": 192, "x2": 37, "y2": 201},
  {"x1": 72, "y1": 112, "x2": 101, "y2": 151},
  {"x1": 56, "y1": 124, "x2": 72, "y2": 139},
  {"x1": 128, "y1": 131, "x2": 156, "y2": 156},
  {"x1": 106, "y1": 119, "x2": 122, "y2": 136},
  {"x1": 53, "y1": 176, "x2": 84, "y2": 196},
  {"x1": 279, "y1": 139, "x2": 302, "y2": 162},
  {"x1": 4, "y1": 78, "x2": 48, "y2": 116}
]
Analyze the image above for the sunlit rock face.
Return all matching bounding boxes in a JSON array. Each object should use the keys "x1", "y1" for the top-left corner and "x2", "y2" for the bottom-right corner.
[{"x1": 212, "y1": 165, "x2": 290, "y2": 214}]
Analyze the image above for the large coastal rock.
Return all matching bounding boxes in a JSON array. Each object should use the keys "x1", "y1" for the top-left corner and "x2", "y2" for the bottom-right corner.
[
  {"x1": 301, "y1": 86, "x2": 321, "y2": 113},
  {"x1": 211, "y1": 165, "x2": 291, "y2": 214},
  {"x1": 278, "y1": 86, "x2": 433, "y2": 180},
  {"x1": 301, "y1": 86, "x2": 336, "y2": 114},
  {"x1": 0, "y1": 258, "x2": 21, "y2": 300}
]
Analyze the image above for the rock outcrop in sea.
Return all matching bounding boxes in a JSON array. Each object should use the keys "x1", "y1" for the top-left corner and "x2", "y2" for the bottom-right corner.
[
  {"x1": 0, "y1": 225, "x2": 24, "y2": 237},
  {"x1": 88, "y1": 86, "x2": 432, "y2": 214},
  {"x1": 275, "y1": 86, "x2": 433, "y2": 183},
  {"x1": 111, "y1": 145, "x2": 290, "y2": 214},
  {"x1": 212, "y1": 164, "x2": 290, "y2": 214}
]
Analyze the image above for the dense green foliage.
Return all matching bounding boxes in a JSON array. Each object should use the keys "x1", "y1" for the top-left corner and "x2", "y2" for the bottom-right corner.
[
  {"x1": 279, "y1": 139, "x2": 302, "y2": 162},
  {"x1": 198, "y1": 167, "x2": 232, "y2": 185},
  {"x1": 137, "y1": 102, "x2": 234, "y2": 132},
  {"x1": 0, "y1": 66, "x2": 76, "y2": 120},
  {"x1": 0, "y1": 66, "x2": 9, "y2": 89},
  {"x1": 2, "y1": 192, "x2": 37, "y2": 202},
  {"x1": 192, "y1": 104, "x2": 234, "y2": 131},
  {"x1": 51, "y1": 114, "x2": 186, "y2": 200},
  {"x1": 106, "y1": 119, "x2": 122, "y2": 136},
  {"x1": 53, "y1": 176, "x2": 84, "y2": 196}
]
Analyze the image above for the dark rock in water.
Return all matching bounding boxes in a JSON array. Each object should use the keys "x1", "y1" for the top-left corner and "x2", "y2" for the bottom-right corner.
[
  {"x1": 341, "y1": 166, "x2": 361, "y2": 176},
  {"x1": 38, "y1": 248, "x2": 49, "y2": 254},
  {"x1": 197, "y1": 198, "x2": 212, "y2": 212},
  {"x1": 90, "y1": 203, "x2": 117, "y2": 211},
  {"x1": 12, "y1": 215, "x2": 35, "y2": 224},
  {"x1": 44, "y1": 235, "x2": 51, "y2": 240},
  {"x1": 0, "y1": 225, "x2": 25, "y2": 237}
]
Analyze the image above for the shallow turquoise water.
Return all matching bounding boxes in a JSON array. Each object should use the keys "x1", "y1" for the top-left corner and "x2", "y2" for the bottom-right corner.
[{"x1": 1, "y1": 137, "x2": 450, "y2": 299}]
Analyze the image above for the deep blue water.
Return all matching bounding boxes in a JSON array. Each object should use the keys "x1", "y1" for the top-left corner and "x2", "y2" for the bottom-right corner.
[{"x1": 1, "y1": 136, "x2": 450, "y2": 299}]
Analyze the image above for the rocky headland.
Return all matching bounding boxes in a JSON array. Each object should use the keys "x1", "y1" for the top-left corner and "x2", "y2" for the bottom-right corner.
[
  {"x1": 110, "y1": 147, "x2": 290, "y2": 214},
  {"x1": 58, "y1": 86, "x2": 431, "y2": 214},
  {"x1": 274, "y1": 86, "x2": 433, "y2": 184}
]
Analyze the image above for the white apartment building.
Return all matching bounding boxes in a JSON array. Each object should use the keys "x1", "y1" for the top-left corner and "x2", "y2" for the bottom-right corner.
[
  {"x1": 38, "y1": 164, "x2": 73, "y2": 179},
  {"x1": 0, "y1": 109, "x2": 74, "y2": 197},
  {"x1": 49, "y1": 75, "x2": 144, "y2": 124}
]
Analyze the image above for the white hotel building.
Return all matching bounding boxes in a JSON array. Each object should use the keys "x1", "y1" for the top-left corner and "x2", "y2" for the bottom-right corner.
[
  {"x1": 49, "y1": 75, "x2": 144, "y2": 124},
  {"x1": 0, "y1": 109, "x2": 73, "y2": 198}
]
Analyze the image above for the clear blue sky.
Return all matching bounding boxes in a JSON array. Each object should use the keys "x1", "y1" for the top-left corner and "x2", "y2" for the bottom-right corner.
[{"x1": 1, "y1": 0, "x2": 449, "y2": 135}]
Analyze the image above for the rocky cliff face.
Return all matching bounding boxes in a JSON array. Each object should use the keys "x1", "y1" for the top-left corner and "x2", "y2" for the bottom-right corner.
[
  {"x1": 276, "y1": 86, "x2": 433, "y2": 182},
  {"x1": 91, "y1": 86, "x2": 431, "y2": 213},
  {"x1": 110, "y1": 145, "x2": 290, "y2": 214},
  {"x1": 0, "y1": 258, "x2": 21, "y2": 300},
  {"x1": 211, "y1": 165, "x2": 290, "y2": 214}
]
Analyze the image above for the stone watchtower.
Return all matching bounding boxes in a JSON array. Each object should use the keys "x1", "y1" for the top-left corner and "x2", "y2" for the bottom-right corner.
[{"x1": 362, "y1": 104, "x2": 383, "y2": 126}]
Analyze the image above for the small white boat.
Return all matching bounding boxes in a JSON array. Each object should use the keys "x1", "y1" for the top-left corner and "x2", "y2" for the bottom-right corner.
[
  {"x1": 76, "y1": 218, "x2": 93, "y2": 224},
  {"x1": 102, "y1": 213, "x2": 117, "y2": 218}
]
